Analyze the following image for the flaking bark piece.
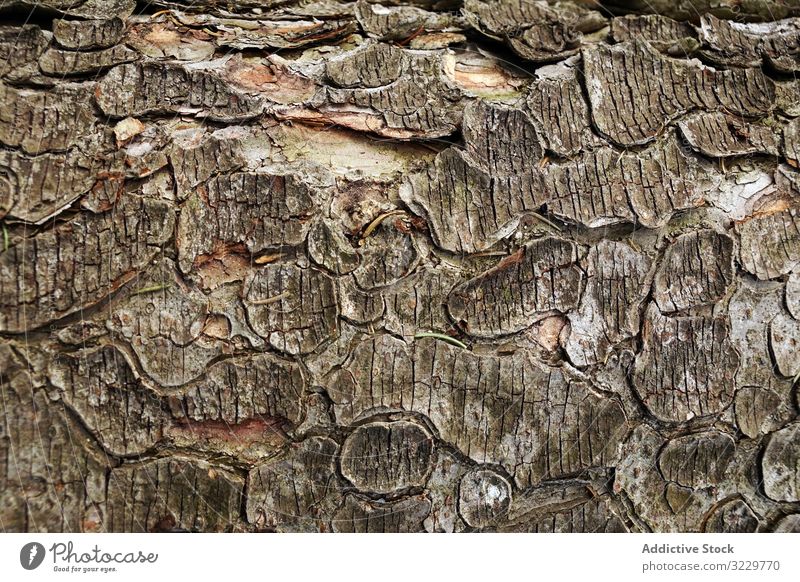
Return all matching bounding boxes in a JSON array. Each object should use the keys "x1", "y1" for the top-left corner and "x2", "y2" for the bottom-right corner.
[
  {"x1": 39, "y1": 45, "x2": 139, "y2": 76},
  {"x1": 652, "y1": 229, "x2": 735, "y2": 313},
  {"x1": 1, "y1": 0, "x2": 136, "y2": 19},
  {"x1": 583, "y1": 40, "x2": 775, "y2": 147},
  {"x1": 49, "y1": 346, "x2": 167, "y2": 457},
  {"x1": 776, "y1": 80, "x2": 800, "y2": 118},
  {"x1": 168, "y1": 126, "x2": 247, "y2": 200},
  {"x1": 339, "y1": 420, "x2": 435, "y2": 494},
  {"x1": 737, "y1": 204, "x2": 800, "y2": 280},
  {"x1": 702, "y1": 499, "x2": 760, "y2": 533},
  {"x1": 332, "y1": 494, "x2": 432, "y2": 532},
  {"x1": 565, "y1": 241, "x2": 651, "y2": 367},
  {"x1": 0, "y1": 82, "x2": 96, "y2": 154},
  {"x1": 458, "y1": 467, "x2": 512, "y2": 529},
  {"x1": 338, "y1": 276, "x2": 385, "y2": 325},
  {"x1": 600, "y1": 0, "x2": 800, "y2": 22},
  {"x1": 522, "y1": 57, "x2": 604, "y2": 157},
  {"x1": 355, "y1": 0, "x2": 465, "y2": 41},
  {"x1": 247, "y1": 437, "x2": 343, "y2": 532},
  {"x1": 632, "y1": 305, "x2": 740, "y2": 423},
  {"x1": 782, "y1": 118, "x2": 800, "y2": 167},
  {"x1": 148, "y1": 0, "x2": 354, "y2": 19},
  {"x1": 610, "y1": 15, "x2": 698, "y2": 55},
  {"x1": 447, "y1": 237, "x2": 584, "y2": 338},
  {"x1": 728, "y1": 282, "x2": 790, "y2": 392},
  {"x1": 462, "y1": 99, "x2": 543, "y2": 175},
  {"x1": 402, "y1": 133, "x2": 713, "y2": 254},
  {"x1": 774, "y1": 515, "x2": 800, "y2": 532},
  {"x1": 777, "y1": 163, "x2": 800, "y2": 197},
  {"x1": 353, "y1": 220, "x2": 419, "y2": 290},
  {"x1": 0, "y1": 25, "x2": 49, "y2": 79},
  {"x1": 557, "y1": 134, "x2": 715, "y2": 230},
  {"x1": 451, "y1": 46, "x2": 529, "y2": 97},
  {"x1": 53, "y1": 17, "x2": 126, "y2": 50},
  {"x1": 48, "y1": 343, "x2": 307, "y2": 459},
  {"x1": 463, "y1": 0, "x2": 606, "y2": 63},
  {"x1": 678, "y1": 113, "x2": 781, "y2": 158},
  {"x1": 106, "y1": 264, "x2": 231, "y2": 388},
  {"x1": 500, "y1": 481, "x2": 629, "y2": 532},
  {"x1": 324, "y1": 42, "x2": 405, "y2": 89},
  {"x1": 614, "y1": 424, "x2": 725, "y2": 533},
  {"x1": 504, "y1": 498, "x2": 629, "y2": 532},
  {"x1": 734, "y1": 385, "x2": 795, "y2": 439},
  {"x1": 658, "y1": 431, "x2": 736, "y2": 489},
  {"x1": 382, "y1": 263, "x2": 462, "y2": 338},
  {"x1": 762, "y1": 422, "x2": 800, "y2": 502},
  {"x1": 0, "y1": 148, "x2": 102, "y2": 223},
  {"x1": 769, "y1": 310, "x2": 800, "y2": 377},
  {"x1": 125, "y1": 19, "x2": 216, "y2": 61},
  {"x1": 105, "y1": 458, "x2": 243, "y2": 532},
  {"x1": 307, "y1": 219, "x2": 360, "y2": 276},
  {"x1": 1, "y1": 361, "x2": 108, "y2": 532},
  {"x1": 236, "y1": 21, "x2": 356, "y2": 51},
  {"x1": 0, "y1": 194, "x2": 174, "y2": 333},
  {"x1": 321, "y1": 43, "x2": 464, "y2": 138},
  {"x1": 326, "y1": 335, "x2": 628, "y2": 488},
  {"x1": 698, "y1": 14, "x2": 765, "y2": 68},
  {"x1": 176, "y1": 172, "x2": 317, "y2": 274},
  {"x1": 96, "y1": 62, "x2": 266, "y2": 121},
  {"x1": 166, "y1": 353, "x2": 305, "y2": 428},
  {"x1": 244, "y1": 263, "x2": 339, "y2": 355},
  {"x1": 700, "y1": 14, "x2": 800, "y2": 73},
  {"x1": 399, "y1": 146, "x2": 522, "y2": 254},
  {"x1": 787, "y1": 273, "x2": 800, "y2": 319}
]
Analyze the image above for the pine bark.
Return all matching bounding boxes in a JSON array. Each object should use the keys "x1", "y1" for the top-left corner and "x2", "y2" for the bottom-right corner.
[{"x1": 1, "y1": 0, "x2": 799, "y2": 533}]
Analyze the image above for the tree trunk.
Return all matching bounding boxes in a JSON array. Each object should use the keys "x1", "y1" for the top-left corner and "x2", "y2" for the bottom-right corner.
[{"x1": 1, "y1": 0, "x2": 799, "y2": 533}]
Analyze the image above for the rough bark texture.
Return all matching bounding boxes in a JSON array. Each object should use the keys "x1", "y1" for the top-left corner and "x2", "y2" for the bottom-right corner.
[{"x1": 1, "y1": 0, "x2": 800, "y2": 533}]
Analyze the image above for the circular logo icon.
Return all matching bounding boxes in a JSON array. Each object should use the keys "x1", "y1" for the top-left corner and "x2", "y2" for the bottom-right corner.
[{"x1": 20, "y1": 542, "x2": 46, "y2": 570}]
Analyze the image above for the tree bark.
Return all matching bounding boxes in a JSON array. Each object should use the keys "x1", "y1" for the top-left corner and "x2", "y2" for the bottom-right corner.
[{"x1": 1, "y1": 0, "x2": 799, "y2": 533}]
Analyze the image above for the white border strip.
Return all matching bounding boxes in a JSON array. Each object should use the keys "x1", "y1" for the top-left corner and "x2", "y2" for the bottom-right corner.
[{"x1": 1, "y1": 533, "x2": 798, "y2": 581}]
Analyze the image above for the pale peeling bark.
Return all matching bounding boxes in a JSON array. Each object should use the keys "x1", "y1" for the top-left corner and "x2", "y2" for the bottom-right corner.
[{"x1": 1, "y1": 0, "x2": 800, "y2": 534}]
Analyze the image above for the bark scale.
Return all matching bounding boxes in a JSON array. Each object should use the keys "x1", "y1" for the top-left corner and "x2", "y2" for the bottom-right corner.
[{"x1": 1, "y1": 0, "x2": 799, "y2": 533}]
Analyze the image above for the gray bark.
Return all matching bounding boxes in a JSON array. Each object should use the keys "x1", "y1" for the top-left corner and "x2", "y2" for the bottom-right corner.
[{"x1": 1, "y1": 0, "x2": 799, "y2": 533}]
